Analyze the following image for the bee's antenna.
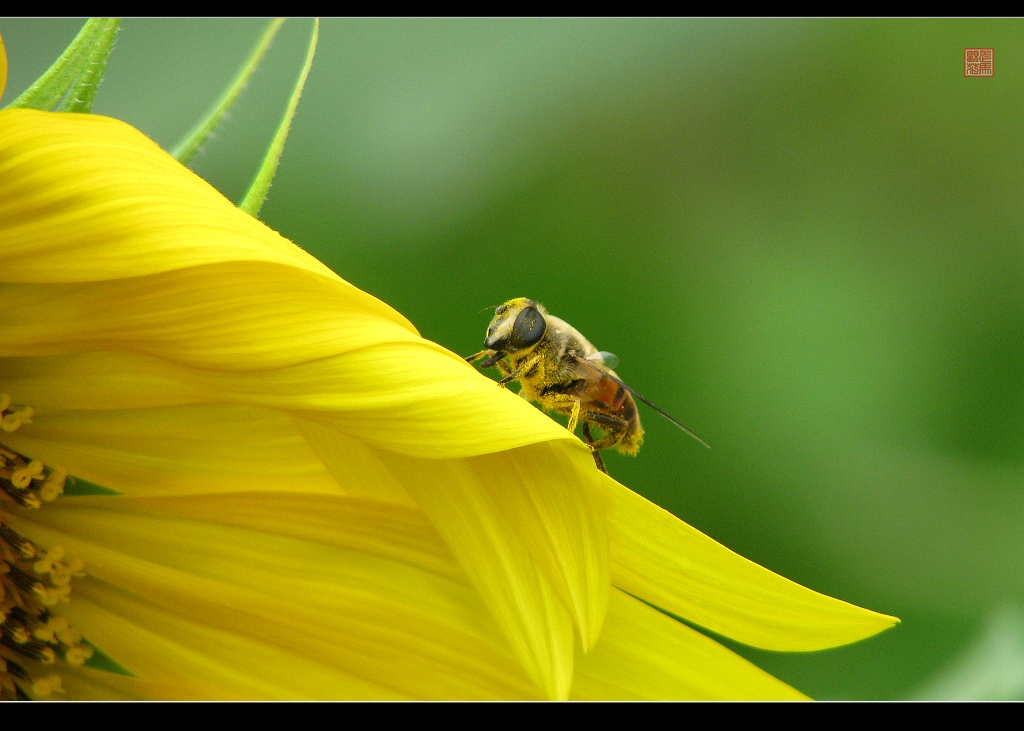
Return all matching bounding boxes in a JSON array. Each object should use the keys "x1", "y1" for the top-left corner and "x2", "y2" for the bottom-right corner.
[
  {"x1": 479, "y1": 303, "x2": 503, "y2": 314},
  {"x1": 634, "y1": 392, "x2": 711, "y2": 449},
  {"x1": 598, "y1": 368, "x2": 711, "y2": 449}
]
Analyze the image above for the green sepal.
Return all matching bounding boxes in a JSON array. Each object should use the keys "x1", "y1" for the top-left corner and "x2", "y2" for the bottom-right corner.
[
  {"x1": 81, "y1": 639, "x2": 136, "y2": 677},
  {"x1": 238, "y1": 18, "x2": 320, "y2": 218},
  {"x1": 63, "y1": 475, "x2": 122, "y2": 496},
  {"x1": 5, "y1": 18, "x2": 119, "y2": 113},
  {"x1": 171, "y1": 18, "x2": 286, "y2": 166}
]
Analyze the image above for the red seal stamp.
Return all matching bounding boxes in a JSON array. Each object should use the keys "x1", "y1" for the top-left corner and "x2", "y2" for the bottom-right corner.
[{"x1": 965, "y1": 48, "x2": 994, "y2": 77}]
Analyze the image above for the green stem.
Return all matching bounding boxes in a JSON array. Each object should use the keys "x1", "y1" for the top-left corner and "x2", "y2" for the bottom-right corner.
[
  {"x1": 238, "y1": 18, "x2": 319, "y2": 219},
  {"x1": 170, "y1": 18, "x2": 286, "y2": 166},
  {"x1": 56, "y1": 18, "x2": 119, "y2": 113},
  {"x1": 4, "y1": 19, "x2": 104, "y2": 110}
]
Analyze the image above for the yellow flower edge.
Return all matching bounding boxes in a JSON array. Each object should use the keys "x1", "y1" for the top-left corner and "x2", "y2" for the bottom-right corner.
[
  {"x1": 0, "y1": 109, "x2": 896, "y2": 699},
  {"x1": 0, "y1": 34, "x2": 7, "y2": 99},
  {"x1": 19, "y1": 492, "x2": 805, "y2": 700}
]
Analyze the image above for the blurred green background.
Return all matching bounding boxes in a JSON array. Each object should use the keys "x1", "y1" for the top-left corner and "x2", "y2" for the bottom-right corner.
[{"x1": 3, "y1": 18, "x2": 1023, "y2": 700}]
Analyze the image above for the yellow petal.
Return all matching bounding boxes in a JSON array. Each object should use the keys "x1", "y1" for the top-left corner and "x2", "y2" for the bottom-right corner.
[
  {"x1": 62, "y1": 667, "x2": 174, "y2": 701},
  {"x1": 129, "y1": 491, "x2": 460, "y2": 582},
  {"x1": 0, "y1": 261, "x2": 418, "y2": 368},
  {"x1": 291, "y1": 416, "x2": 418, "y2": 505},
  {"x1": 16, "y1": 494, "x2": 541, "y2": 699},
  {"x1": 377, "y1": 443, "x2": 611, "y2": 699},
  {"x1": 0, "y1": 351, "x2": 207, "y2": 410},
  {"x1": 573, "y1": 589, "x2": 807, "y2": 700},
  {"x1": 2, "y1": 346, "x2": 578, "y2": 459},
  {"x1": 0, "y1": 34, "x2": 7, "y2": 99},
  {"x1": 0, "y1": 110, "x2": 345, "y2": 285},
  {"x1": 2, "y1": 403, "x2": 342, "y2": 497},
  {"x1": 605, "y1": 478, "x2": 898, "y2": 651},
  {"x1": 68, "y1": 594, "x2": 403, "y2": 700}
]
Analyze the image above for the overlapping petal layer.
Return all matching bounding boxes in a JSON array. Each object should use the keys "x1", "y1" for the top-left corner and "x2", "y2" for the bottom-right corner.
[
  {"x1": 606, "y1": 480, "x2": 893, "y2": 651},
  {"x1": 11, "y1": 492, "x2": 803, "y2": 700},
  {"x1": 17, "y1": 494, "x2": 536, "y2": 699},
  {"x1": 0, "y1": 112, "x2": 340, "y2": 283},
  {"x1": 573, "y1": 590, "x2": 806, "y2": 700},
  {"x1": 0, "y1": 108, "x2": 896, "y2": 699}
]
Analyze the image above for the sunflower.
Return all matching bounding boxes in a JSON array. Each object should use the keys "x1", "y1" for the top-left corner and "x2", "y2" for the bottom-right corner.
[{"x1": 0, "y1": 35, "x2": 895, "y2": 700}]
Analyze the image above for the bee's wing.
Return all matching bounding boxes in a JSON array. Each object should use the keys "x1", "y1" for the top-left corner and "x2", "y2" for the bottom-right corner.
[
  {"x1": 574, "y1": 352, "x2": 614, "y2": 382},
  {"x1": 587, "y1": 351, "x2": 620, "y2": 369},
  {"x1": 569, "y1": 353, "x2": 711, "y2": 449}
]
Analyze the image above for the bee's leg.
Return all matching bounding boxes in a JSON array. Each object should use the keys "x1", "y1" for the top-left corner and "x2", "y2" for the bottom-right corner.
[
  {"x1": 465, "y1": 349, "x2": 497, "y2": 364},
  {"x1": 540, "y1": 392, "x2": 583, "y2": 433},
  {"x1": 566, "y1": 397, "x2": 582, "y2": 433},
  {"x1": 581, "y1": 423, "x2": 608, "y2": 474},
  {"x1": 583, "y1": 412, "x2": 630, "y2": 452},
  {"x1": 480, "y1": 352, "x2": 507, "y2": 369},
  {"x1": 497, "y1": 355, "x2": 541, "y2": 387}
]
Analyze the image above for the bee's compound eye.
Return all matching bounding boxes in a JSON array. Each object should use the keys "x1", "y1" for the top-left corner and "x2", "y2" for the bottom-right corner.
[{"x1": 508, "y1": 306, "x2": 546, "y2": 350}]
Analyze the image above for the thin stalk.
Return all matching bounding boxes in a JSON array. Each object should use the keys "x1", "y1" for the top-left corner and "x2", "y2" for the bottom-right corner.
[
  {"x1": 170, "y1": 18, "x2": 286, "y2": 165},
  {"x1": 5, "y1": 19, "x2": 108, "y2": 110},
  {"x1": 238, "y1": 18, "x2": 319, "y2": 218},
  {"x1": 56, "y1": 18, "x2": 120, "y2": 113}
]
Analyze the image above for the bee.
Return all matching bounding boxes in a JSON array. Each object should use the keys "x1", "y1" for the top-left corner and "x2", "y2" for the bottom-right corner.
[{"x1": 465, "y1": 297, "x2": 709, "y2": 474}]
